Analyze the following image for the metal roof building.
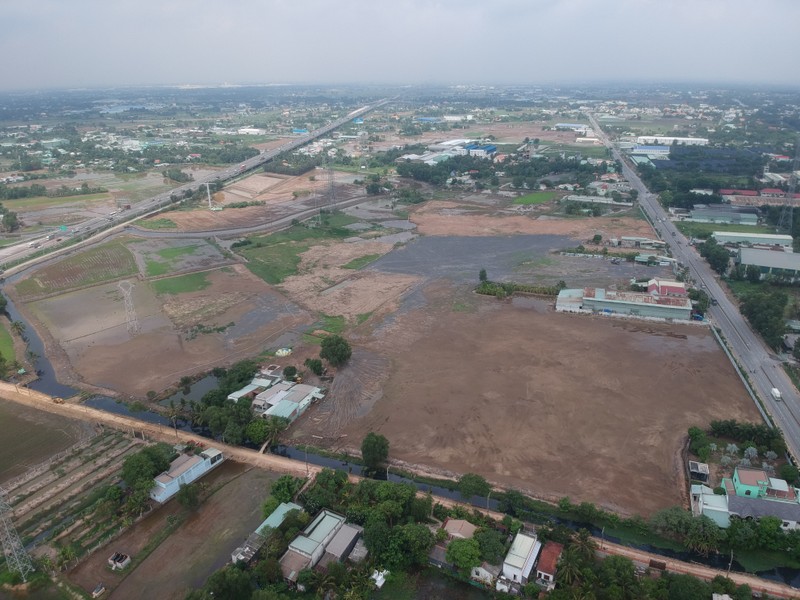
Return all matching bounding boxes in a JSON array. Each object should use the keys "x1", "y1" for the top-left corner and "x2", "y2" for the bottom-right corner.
[
  {"x1": 713, "y1": 231, "x2": 793, "y2": 248},
  {"x1": 738, "y1": 248, "x2": 800, "y2": 281}
]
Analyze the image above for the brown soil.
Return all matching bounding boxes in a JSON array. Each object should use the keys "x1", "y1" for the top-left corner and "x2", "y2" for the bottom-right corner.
[
  {"x1": 296, "y1": 283, "x2": 761, "y2": 517},
  {"x1": 279, "y1": 240, "x2": 419, "y2": 320},
  {"x1": 411, "y1": 200, "x2": 655, "y2": 239},
  {"x1": 30, "y1": 265, "x2": 311, "y2": 396}
]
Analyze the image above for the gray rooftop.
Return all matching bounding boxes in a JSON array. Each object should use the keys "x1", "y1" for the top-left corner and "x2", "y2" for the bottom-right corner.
[
  {"x1": 727, "y1": 495, "x2": 800, "y2": 522},
  {"x1": 739, "y1": 248, "x2": 800, "y2": 271}
]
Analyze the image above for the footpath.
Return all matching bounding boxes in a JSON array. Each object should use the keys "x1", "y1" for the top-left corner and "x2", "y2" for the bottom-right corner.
[{"x1": 1, "y1": 383, "x2": 798, "y2": 598}]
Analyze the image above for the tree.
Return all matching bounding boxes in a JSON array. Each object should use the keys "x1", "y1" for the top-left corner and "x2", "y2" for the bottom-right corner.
[
  {"x1": 361, "y1": 432, "x2": 389, "y2": 470},
  {"x1": 304, "y1": 357, "x2": 324, "y2": 376},
  {"x1": 745, "y1": 264, "x2": 762, "y2": 283},
  {"x1": 320, "y1": 334, "x2": 352, "y2": 367},
  {"x1": 458, "y1": 472, "x2": 490, "y2": 500},
  {"x1": 245, "y1": 418, "x2": 270, "y2": 445},
  {"x1": 206, "y1": 566, "x2": 253, "y2": 600},
  {"x1": 283, "y1": 365, "x2": 298, "y2": 380},
  {"x1": 780, "y1": 463, "x2": 800, "y2": 485},
  {"x1": 474, "y1": 528, "x2": 506, "y2": 563},
  {"x1": 10, "y1": 320, "x2": 25, "y2": 337},
  {"x1": 479, "y1": 268, "x2": 488, "y2": 282},
  {"x1": 271, "y1": 474, "x2": 302, "y2": 503},
  {"x1": 263, "y1": 416, "x2": 290, "y2": 448},
  {"x1": 556, "y1": 546, "x2": 582, "y2": 587},
  {"x1": 446, "y1": 537, "x2": 481, "y2": 571},
  {"x1": 176, "y1": 483, "x2": 200, "y2": 509}
]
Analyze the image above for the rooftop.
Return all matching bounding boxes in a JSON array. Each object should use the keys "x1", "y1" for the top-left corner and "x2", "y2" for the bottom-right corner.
[
  {"x1": 256, "y1": 502, "x2": 303, "y2": 536},
  {"x1": 537, "y1": 541, "x2": 564, "y2": 576},
  {"x1": 443, "y1": 518, "x2": 477, "y2": 539},
  {"x1": 155, "y1": 454, "x2": 202, "y2": 485},
  {"x1": 736, "y1": 467, "x2": 769, "y2": 487},
  {"x1": 584, "y1": 287, "x2": 692, "y2": 308},
  {"x1": 504, "y1": 533, "x2": 541, "y2": 575},
  {"x1": 325, "y1": 523, "x2": 362, "y2": 559},
  {"x1": 279, "y1": 549, "x2": 310, "y2": 583},
  {"x1": 728, "y1": 495, "x2": 800, "y2": 523},
  {"x1": 739, "y1": 248, "x2": 800, "y2": 271}
]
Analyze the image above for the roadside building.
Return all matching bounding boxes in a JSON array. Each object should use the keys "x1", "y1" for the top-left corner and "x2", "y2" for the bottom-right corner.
[
  {"x1": 442, "y1": 518, "x2": 477, "y2": 540},
  {"x1": 647, "y1": 278, "x2": 687, "y2": 297},
  {"x1": 712, "y1": 232, "x2": 793, "y2": 248},
  {"x1": 737, "y1": 248, "x2": 800, "y2": 282},
  {"x1": 535, "y1": 541, "x2": 564, "y2": 591},
  {"x1": 149, "y1": 448, "x2": 224, "y2": 503},
  {"x1": 231, "y1": 502, "x2": 303, "y2": 563},
  {"x1": 760, "y1": 188, "x2": 786, "y2": 198},
  {"x1": 635, "y1": 136, "x2": 708, "y2": 146},
  {"x1": 687, "y1": 208, "x2": 759, "y2": 225},
  {"x1": 500, "y1": 532, "x2": 541, "y2": 586},
  {"x1": 252, "y1": 382, "x2": 325, "y2": 423},
  {"x1": 579, "y1": 288, "x2": 692, "y2": 320},
  {"x1": 279, "y1": 510, "x2": 346, "y2": 583}
]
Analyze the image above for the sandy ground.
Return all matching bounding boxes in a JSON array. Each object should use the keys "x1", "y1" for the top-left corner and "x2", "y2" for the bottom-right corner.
[
  {"x1": 29, "y1": 265, "x2": 311, "y2": 396},
  {"x1": 279, "y1": 240, "x2": 419, "y2": 320},
  {"x1": 411, "y1": 200, "x2": 655, "y2": 239},
  {"x1": 66, "y1": 462, "x2": 273, "y2": 599},
  {"x1": 295, "y1": 284, "x2": 761, "y2": 517}
]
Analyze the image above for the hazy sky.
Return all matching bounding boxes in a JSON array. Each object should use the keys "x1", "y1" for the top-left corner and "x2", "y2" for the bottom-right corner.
[{"x1": 2, "y1": 0, "x2": 798, "y2": 91}]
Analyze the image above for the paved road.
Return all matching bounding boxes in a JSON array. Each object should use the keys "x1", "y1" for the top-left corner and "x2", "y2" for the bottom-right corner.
[
  {"x1": 2, "y1": 382, "x2": 798, "y2": 596},
  {"x1": 1, "y1": 99, "x2": 391, "y2": 268},
  {"x1": 586, "y1": 113, "x2": 800, "y2": 460}
]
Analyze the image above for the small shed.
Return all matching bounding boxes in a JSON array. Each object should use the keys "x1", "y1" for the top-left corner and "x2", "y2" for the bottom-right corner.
[{"x1": 688, "y1": 461, "x2": 710, "y2": 483}]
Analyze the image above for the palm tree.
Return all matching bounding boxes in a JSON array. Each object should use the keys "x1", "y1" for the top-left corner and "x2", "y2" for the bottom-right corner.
[
  {"x1": 572, "y1": 528, "x2": 597, "y2": 563},
  {"x1": 25, "y1": 348, "x2": 39, "y2": 366},
  {"x1": 264, "y1": 416, "x2": 289, "y2": 448},
  {"x1": 557, "y1": 547, "x2": 582, "y2": 587},
  {"x1": 10, "y1": 320, "x2": 25, "y2": 337},
  {"x1": 311, "y1": 571, "x2": 336, "y2": 599}
]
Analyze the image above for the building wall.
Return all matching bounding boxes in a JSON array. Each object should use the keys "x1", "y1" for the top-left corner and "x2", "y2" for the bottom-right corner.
[{"x1": 582, "y1": 297, "x2": 691, "y2": 320}]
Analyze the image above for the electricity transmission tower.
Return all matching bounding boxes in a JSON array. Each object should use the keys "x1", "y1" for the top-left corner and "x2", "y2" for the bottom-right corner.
[
  {"x1": 118, "y1": 280, "x2": 140, "y2": 336},
  {"x1": 0, "y1": 493, "x2": 35, "y2": 582},
  {"x1": 777, "y1": 134, "x2": 800, "y2": 233},
  {"x1": 325, "y1": 156, "x2": 336, "y2": 209}
]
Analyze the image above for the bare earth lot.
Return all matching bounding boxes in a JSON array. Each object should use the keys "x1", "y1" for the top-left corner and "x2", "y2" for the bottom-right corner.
[{"x1": 295, "y1": 284, "x2": 760, "y2": 517}]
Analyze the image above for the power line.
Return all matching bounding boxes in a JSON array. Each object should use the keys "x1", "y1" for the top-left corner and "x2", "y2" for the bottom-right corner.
[{"x1": 0, "y1": 492, "x2": 35, "y2": 582}]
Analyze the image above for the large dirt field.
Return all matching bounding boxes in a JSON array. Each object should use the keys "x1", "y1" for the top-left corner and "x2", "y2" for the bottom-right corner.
[
  {"x1": 28, "y1": 265, "x2": 311, "y2": 396},
  {"x1": 292, "y1": 281, "x2": 760, "y2": 517},
  {"x1": 411, "y1": 200, "x2": 655, "y2": 239},
  {"x1": 67, "y1": 462, "x2": 275, "y2": 600}
]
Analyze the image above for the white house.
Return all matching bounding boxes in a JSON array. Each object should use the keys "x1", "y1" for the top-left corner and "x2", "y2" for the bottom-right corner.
[
  {"x1": 149, "y1": 448, "x2": 224, "y2": 503},
  {"x1": 471, "y1": 562, "x2": 501, "y2": 587},
  {"x1": 501, "y1": 532, "x2": 541, "y2": 585},
  {"x1": 279, "y1": 510, "x2": 346, "y2": 583}
]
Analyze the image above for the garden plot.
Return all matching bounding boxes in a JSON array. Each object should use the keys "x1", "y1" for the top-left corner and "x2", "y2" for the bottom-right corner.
[
  {"x1": 14, "y1": 240, "x2": 138, "y2": 300},
  {"x1": 126, "y1": 238, "x2": 232, "y2": 278}
]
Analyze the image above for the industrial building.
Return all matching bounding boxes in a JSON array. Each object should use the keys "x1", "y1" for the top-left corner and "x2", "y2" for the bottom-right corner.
[
  {"x1": 737, "y1": 248, "x2": 800, "y2": 282},
  {"x1": 635, "y1": 136, "x2": 709, "y2": 146},
  {"x1": 556, "y1": 286, "x2": 693, "y2": 321},
  {"x1": 251, "y1": 381, "x2": 325, "y2": 423},
  {"x1": 149, "y1": 448, "x2": 224, "y2": 503},
  {"x1": 686, "y1": 207, "x2": 759, "y2": 225},
  {"x1": 712, "y1": 231, "x2": 793, "y2": 248}
]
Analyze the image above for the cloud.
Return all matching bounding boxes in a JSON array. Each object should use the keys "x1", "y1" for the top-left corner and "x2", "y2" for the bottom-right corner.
[{"x1": 0, "y1": 0, "x2": 798, "y2": 90}]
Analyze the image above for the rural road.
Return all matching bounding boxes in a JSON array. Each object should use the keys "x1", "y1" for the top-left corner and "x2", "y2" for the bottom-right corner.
[
  {"x1": 1, "y1": 383, "x2": 798, "y2": 597},
  {"x1": 586, "y1": 112, "x2": 800, "y2": 461}
]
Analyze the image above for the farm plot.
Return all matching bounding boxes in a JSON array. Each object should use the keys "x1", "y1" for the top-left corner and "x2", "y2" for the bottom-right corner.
[
  {"x1": 14, "y1": 241, "x2": 138, "y2": 300},
  {"x1": 3, "y1": 430, "x2": 142, "y2": 570},
  {"x1": 126, "y1": 238, "x2": 231, "y2": 278}
]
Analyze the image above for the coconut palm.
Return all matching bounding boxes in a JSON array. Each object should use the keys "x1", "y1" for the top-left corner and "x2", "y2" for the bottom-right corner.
[
  {"x1": 572, "y1": 528, "x2": 597, "y2": 562},
  {"x1": 264, "y1": 416, "x2": 290, "y2": 448},
  {"x1": 557, "y1": 547, "x2": 582, "y2": 587},
  {"x1": 10, "y1": 320, "x2": 25, "y2": 337}
]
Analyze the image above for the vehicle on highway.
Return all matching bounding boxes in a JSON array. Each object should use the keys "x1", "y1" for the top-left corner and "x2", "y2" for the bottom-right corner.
[{"x1": 772, "y1": 388, "x2": 783, "y2": 401}]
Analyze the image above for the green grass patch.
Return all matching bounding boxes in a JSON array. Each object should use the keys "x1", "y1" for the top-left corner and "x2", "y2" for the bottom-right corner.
[
  {"x1": 138, "y1": 218, "x2": 177, "y2": 230},
  {"x1": 14, "y1": 240, "x2": 138, "y2": 299},
  {"x1": 356, "y1": 312, "x2": 373, "y2": 325},
  {"x1": 152, "y1": 272, "x2": 211, "y2": 295},
  {"x1": 675, "y1": 221, "x2": 773, "y2": 239},
  {"x1": 145, "y1": 260, "x2": 169, "y2": 277},
  {"x1": 342, "y1": 253, "x2": 381, "y2": 270},
  {"x1": 236, "y1": 218, "x2": 356, "y2": 284},
  {"x1": 320, "y1": 314, "x2": 345, "y2": 334},
  {"x1": 512, "y1": 191, "x2": 558, "y2": 205},
  {"x1": 372, "y1": 572, "x2": 415, "y2": 600},
  {"x1": 4, "y1": 192, "x2": 111, "y2": 211},
  {"x1": 157, "y1": 244, "x2": 199, "y2": 260},
  {"x1": 725, "y1": 279, "x2": 763, "y2": 300},
  {"x1": 0, "y1": 322, "x2": 14, "y2": 362}
]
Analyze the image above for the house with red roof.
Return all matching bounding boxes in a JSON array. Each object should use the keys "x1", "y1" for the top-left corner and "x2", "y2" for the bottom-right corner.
[
  {"x1": 647, "y1": 278, "x2": 687, "y2": 298},
  {"x1": 535, "y1": 541, "x2": 564, "y2": 591},
  {"x1": 760, "y1": 188, "x2": 786, "y2": 198}
]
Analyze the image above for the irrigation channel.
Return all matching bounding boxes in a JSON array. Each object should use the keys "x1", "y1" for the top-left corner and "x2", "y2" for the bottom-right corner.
[{"x1": 4, "y1": 291, "x2": 800, "y2": 588}]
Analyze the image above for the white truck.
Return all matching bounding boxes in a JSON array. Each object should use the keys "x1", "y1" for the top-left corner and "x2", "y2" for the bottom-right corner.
[{"x1": 771, "y1": 388, "x2": 782, "y2": 401}]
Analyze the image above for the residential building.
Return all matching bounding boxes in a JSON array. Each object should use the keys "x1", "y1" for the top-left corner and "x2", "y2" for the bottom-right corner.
[
  {"x1": 317, "y1": 523, "x2": 363, "y2": 570},
  {"x1": 443, "y1": 518, "x2": 477, "y2": 540},
  {"x1": 252, "y1": 382, "x2": 325, "y2": 423},
  {"x1": 279, "y1": 510, "x2": 346, "y2": 583},
  {"x1": 231, "y1": 502, "x2": 303, "y2": 563},
  {"x1": 149, "y1": 448, "x2": 224, "y2": 503},
  {"x1": 647, "y1": 278, "x2": 687, "y2": 297},
  {"x1": 535, "y1": 541, "x2": 564, "y2": 591},
  {"x1": 737, "y1": 248, "x2": 800, "y2": 282},
  {"x1": 500, "y1": 532, "x2": 541, "y2": 585}
]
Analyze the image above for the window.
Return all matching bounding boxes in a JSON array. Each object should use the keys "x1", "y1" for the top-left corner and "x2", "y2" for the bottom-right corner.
[{"x1": 745, "y1": 490, "x2": 750, "y2": 496}]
